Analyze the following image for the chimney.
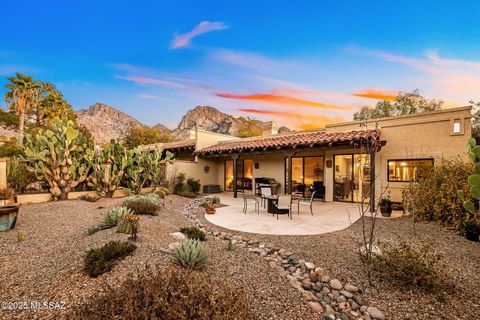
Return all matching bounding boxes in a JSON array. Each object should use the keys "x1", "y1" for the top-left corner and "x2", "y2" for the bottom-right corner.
[{"x1": 262, "y1": 121, "x2": 278, "y2": 136}]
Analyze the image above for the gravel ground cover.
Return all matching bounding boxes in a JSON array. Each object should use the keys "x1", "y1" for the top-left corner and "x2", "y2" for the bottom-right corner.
[
  {"x1": 0, "y1": 196, "x2": 320, "y2": 320},
  {"x1": 199, "y1": 210, "x2": 480, "y2": 320}
]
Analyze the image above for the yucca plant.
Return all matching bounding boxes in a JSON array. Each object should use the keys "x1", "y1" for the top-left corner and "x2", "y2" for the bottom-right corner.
[{"x1": 171, "y1": 239, "x2": 208, "y2": 270}]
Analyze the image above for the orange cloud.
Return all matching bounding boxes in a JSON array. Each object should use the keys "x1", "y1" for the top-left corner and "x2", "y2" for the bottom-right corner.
[
  {"x1": 238, "y1": 108, "x2": 346, "y2": 130},
  {"x1": 351, "y1": 89, "x2": 398, "y2": 101},
  {"x1": 217, "y1": 92, "x2": 351, "y2": 111}
]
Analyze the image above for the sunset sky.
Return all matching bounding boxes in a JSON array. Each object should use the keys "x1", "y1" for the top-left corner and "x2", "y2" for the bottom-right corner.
[{"x1": 1, "y1": 1, "x2": 479, "y2": 129}]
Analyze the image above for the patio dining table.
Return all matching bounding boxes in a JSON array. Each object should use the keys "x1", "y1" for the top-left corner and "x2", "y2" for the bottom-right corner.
[{"x1": 265, "y1": 195, "x2": 289, "y2": 216}]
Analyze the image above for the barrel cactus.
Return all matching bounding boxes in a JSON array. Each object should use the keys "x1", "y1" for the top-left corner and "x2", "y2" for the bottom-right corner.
[{"x1": 23, "y1": 117, "x2": 93, "y2": 200}]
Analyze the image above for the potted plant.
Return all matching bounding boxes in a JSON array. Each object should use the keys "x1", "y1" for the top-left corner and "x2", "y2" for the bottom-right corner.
[
  {"x1": 0, "y1": 187, "x2": 15, "y2": 206},
  {"x1": 463, "y1": 218, "x2": 480, "y2": 242},
  {"x1": 205, "y1": 203, "x2": 216, "y2": 215},
  {"x1": 379, "y1": 196, "x2": 392, "y2": 217}
]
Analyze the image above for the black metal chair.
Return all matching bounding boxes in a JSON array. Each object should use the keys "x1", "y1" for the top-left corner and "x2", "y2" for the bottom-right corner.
[{"x1": 242, "y1": 194, "x2": 259, "y2": 214}]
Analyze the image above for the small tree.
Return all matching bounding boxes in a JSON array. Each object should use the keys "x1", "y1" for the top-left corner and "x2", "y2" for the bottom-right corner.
[
  {"x1": 125, "y1": 126, "x2": 173, "y2": 148},
  {"x1": 23, "y1": 118, "x2": 93, "y2": 200}
]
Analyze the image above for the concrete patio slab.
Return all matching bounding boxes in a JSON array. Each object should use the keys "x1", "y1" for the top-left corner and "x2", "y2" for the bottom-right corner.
[{"x1": 205, "y1": 193, "x2": 362, "y2": 235}]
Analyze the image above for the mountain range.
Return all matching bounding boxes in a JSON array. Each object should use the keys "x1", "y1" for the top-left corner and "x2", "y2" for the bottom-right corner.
[{"x1": 77, "y1": 103, "x2": 290, "y2": 144}]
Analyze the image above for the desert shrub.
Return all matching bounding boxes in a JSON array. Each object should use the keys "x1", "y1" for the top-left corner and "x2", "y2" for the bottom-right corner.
[
  {"x1": 403, "y1": 157, "x2": 473, "y2": 230},
  {"x1": 179, "y1": 226, "x2": 206, "y2": 241},
  {"x1": 211, "y1": 196, "x2": 220, "y2": 205},
  {"x1": 172, "y1": 239, "x2": 208, "y2": 270},
  {"x1": 174, "y1": 172, "x2": 186, "y2": 194},
  {"x1": 186, "y1": 178, "x2": 201, "y2": 193},
  {"x1": 71, "y1": 265, "x2": 251, "y2": 320},
  {"x1": 78, "y1": 194, "x2": 100, "y2": 202},
  {"x1": 88, "y1": 206, "x2": 132, "y2": 235},
  {"x1": 83, "y1": 241, "x2": 137, "y2": 277},
  {"x1": 123, "y1": 193, "x2": 161, "y2": 215},
  {"x1": 180, "y1": 190, "x2": 197, "y2": 198},
  {"x1": 372, "y1": 241, "x2": 444, "y2": 292},
  {"x1": 7, "y1": 156, "x2": 37, "y2": 193}
]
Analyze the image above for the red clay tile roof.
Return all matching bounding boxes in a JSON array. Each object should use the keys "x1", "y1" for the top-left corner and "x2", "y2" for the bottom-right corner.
[
  {"x1": 161, "y1": 140, "x2": 196, "y2": 151},
  {"x1": 141, "y1": 140, "x2": 196, "y2": 152},
  {"x1": 195, "y1": 129, "x2": 380, "y2": 155}
]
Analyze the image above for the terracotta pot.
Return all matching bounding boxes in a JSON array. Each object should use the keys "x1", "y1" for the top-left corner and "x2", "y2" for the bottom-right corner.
[
  {"x1": 0, "y1": 205, "x2": 19, "y2": 232},
  {"x1": 379, "y1": 205, "x2": 392, "y2": 217},
  {"x1": 205, "y1": 207, "x2": 216, "y2": 215}
]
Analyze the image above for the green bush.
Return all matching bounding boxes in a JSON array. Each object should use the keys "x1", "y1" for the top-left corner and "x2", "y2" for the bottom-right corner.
[
  {"x1": 7, "y1": 156, "x2": 37, "y2": 193},
  {"x1": 179, "y1": 190, "x2": 197, "y2": 198},
  {"x1": 211, "y1": 196, "x2": 221, "y2": 205},
  {"x1": 180, "y1": 226, "x2": 206, "y2": 241},
  {"x1": 174, "y1": 172, "x2": 186, "y2": 194},
  {"x1": 187, "y1": 178, "x2": 201, "y2": 193},
  {"x1": 403, "y1": 157, "x2": 473, "y2": 230},
  {"x1": 372, "y1": 241, "x2": 444, "y2": 292},
  {"x1": 83, "y1": 241, "x2": 137, "y2": 277},
  {"x1": 172, "y1": 239, "x2": 208, "y2": 270},
  {"x1": 70, "y1": 265, "x2": 251, "y2": 319},
  {"x1": 123, "y1": 193, "x2": 161, "y2": 215},
  {"x1": 78, "y1": 194, "x2": 100, "y2": 202}
]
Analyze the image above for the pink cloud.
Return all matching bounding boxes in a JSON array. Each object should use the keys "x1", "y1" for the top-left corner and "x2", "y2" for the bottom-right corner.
[{"x1": 170, "y1": 21, "x2": 228, "y2": 49}]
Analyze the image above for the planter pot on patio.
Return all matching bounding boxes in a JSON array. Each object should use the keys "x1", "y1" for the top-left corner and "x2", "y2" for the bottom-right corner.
[
  {"x1": 465, "y1": 229, "x2": 480, "y2": 242},
  {"x1": 205, "y1": 207, "x2": 216, "y2": 215},
  {"x1": 379, "y1": 205, "x2": 392, "y2": 217},
  {"x1": 0, "y1": 205, "x2": 19, "y2": 232}
]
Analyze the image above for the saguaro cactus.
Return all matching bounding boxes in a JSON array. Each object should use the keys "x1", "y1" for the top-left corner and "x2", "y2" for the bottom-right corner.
[{"x1": 23, "y1": 118, "x2": 93, "y2": 200}]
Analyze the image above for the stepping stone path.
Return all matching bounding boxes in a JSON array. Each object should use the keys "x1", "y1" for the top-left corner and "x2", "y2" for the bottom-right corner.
[{"x1": 170, "y1": 198, "x2": 385, "y2": 320}]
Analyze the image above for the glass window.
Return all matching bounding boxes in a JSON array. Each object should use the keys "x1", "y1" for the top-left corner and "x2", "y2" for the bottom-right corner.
[
  {"x1": 388, "y1": 159, "x2": 434, "y2": 182},
  {"x1": 453, "y1": 119, "x2": 461, "y2": 134}
]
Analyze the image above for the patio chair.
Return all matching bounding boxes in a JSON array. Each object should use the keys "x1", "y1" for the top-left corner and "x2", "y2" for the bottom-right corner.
[
  {"x1": 273, "y1": 194, "x2": 292, "y2": 219},
  {"x1": 242, "y1": 193, "x2": 259, "y2": 214},
  {"x1": 260, "y1": 186, "x2": 272, "y2": 208},
  {"x1": 297, "y1": 191, "x2": 317, "y2": 216}
]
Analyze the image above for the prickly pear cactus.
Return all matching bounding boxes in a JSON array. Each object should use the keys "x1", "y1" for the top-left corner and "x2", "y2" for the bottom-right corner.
[
  {"x1": 124, "y1": 149, "x2": 175, "y2": 195},
  {"x1": 457, "y1": 137, "x2": 480, "y2": 222},
  {"x1": 23, "y1": 117, "x2": 93, "y2": 200},
  {"x1": 86, "y1": 139, "x2": 132, "y2": 198}
]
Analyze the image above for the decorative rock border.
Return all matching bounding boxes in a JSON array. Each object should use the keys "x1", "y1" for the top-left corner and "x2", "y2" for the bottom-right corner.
[{"x1": 176, "y1": 198, "x2": 385, "y2": 320}]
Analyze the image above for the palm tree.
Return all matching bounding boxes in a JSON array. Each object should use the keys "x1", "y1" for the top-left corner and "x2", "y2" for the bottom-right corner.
[{"x1": 4, "y1": 73, "x2": 41, "y2": 143}]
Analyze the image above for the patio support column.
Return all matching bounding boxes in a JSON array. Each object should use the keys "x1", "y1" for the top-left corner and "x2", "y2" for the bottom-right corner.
[
  {"x1": 369, "y1": 145, "x2": 376, "y2": 213},
  {"x1": 286, "y1": 151, "x2": 295, "y2": 194},
  {"x1": 232, "y1": 154, "x2": 239, "y2": 198}
]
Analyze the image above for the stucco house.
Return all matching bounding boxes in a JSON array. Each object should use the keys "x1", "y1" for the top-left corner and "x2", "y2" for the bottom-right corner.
[{"x1": 144, "y1": 106, "x2": 472, "y2": 207}]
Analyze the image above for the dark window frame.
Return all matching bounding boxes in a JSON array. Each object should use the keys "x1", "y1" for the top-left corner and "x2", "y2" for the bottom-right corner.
[
  {"x1": 387, "y1": 158, "x2": 434, "y2": 183},
  {"x1": 284, "y1": 156, "x2": 325, "y2": 193}
]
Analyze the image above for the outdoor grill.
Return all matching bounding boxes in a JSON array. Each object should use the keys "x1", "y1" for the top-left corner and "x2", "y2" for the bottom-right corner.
[{"x1": 254, "y1": 177, "x2": 280, "y2": 196}]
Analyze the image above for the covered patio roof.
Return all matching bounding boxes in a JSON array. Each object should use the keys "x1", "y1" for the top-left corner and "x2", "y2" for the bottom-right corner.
[{"x1": 194, "y1": 128, "x2": 381, "y2": 156}]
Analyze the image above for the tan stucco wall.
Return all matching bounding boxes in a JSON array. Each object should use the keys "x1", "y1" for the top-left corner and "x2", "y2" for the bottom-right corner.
[
  {"x1": 195, "y1": 129, "x2": 239, "y2": 150},
  {"x1": 178, "y1": 107, "x2": 473, "y2": 203},
  {"x1": 0, "y1": 158, "x2": 7, "y2": 190},
  {"x1": 166, "y1": 158, "x2": 221, "y2": 189}
]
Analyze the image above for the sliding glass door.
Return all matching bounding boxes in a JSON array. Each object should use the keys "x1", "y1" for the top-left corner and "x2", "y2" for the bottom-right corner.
[
  {"x1": 285, "y1": 156, "x2": 324, "y2": 195},
  {"x1": 334, "y1": 154, "x2": 370, "y2": 202},
  {"x1": 225, "y1": 159, "x2": 253, "y2": 192}
]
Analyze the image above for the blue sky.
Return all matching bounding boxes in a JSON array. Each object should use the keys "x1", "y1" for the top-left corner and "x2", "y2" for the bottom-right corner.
[{"x1": 1, "y1": 1, "x2": 479, "y2": 129}]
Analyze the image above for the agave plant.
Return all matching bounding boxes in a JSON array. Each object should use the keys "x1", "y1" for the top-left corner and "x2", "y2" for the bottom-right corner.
[{"x1": 171, "y1": 239, "x2": 208, "y2": 270}]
